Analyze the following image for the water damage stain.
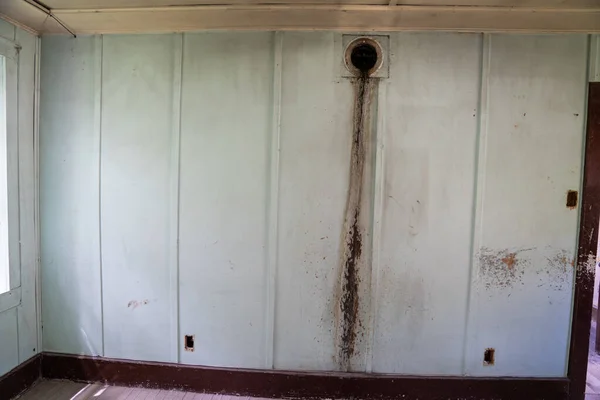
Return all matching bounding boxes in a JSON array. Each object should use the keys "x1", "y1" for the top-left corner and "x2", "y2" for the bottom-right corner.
[{"x1": 335, "y1": 70, "x2": 375, "y2": 371}]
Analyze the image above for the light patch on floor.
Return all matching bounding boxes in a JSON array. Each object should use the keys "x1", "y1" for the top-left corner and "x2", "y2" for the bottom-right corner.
[{"x1": 16, "y1": 380, "x2": 277, "y2": 400}]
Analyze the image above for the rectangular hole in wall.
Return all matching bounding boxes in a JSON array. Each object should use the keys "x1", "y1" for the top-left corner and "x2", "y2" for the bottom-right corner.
[
  {"x1": 566, "y1": 190, "x2": 578, "y2": 209},
  {"x1": 483, "y1": 348, "x2": 495, "y2": 366},
  {"x1": 185, "y1": 335, "x2": 194, "y2": 352}
]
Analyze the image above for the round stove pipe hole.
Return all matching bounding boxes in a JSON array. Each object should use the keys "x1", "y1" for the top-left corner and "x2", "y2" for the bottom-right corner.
[
  {"x1": 351, "y1": 43, "x2": 378, "y2": 73},
  {"x1": 344, "y1": 38, "x2": 383, "y2": 77}
]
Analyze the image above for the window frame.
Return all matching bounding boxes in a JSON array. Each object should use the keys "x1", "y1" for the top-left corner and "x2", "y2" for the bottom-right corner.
[{"x1": 0, "y1": 36, "x2": 21, "y2": 312}]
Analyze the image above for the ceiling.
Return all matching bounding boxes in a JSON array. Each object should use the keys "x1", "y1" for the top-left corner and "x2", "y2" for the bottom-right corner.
[{"x1": 1, "y1": 0, "x2": 599, "y2": 35}]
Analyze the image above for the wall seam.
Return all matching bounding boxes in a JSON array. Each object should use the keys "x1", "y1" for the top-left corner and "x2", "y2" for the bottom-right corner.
[
  {"x1": 14, "y1": 27, "x2": 21, "y2": 361},
  {"x1": 169, "y1": 32, "x2": 184, "y2": 364},
  {"x1": 461, "y1": 32, "x2": 491, "y2": 376},
  {"x1": 95, "y1": 34, "x2": 105, "y2": 358},
  {"x1": 33, "y1": 35, "x2": 41, "y2": 355},
  {"x1": 265, "y1": 31, "x2": 283, "y2": 370},
  {"x1": 14, "y1": 27, "x2": 22, "y2": 291}
]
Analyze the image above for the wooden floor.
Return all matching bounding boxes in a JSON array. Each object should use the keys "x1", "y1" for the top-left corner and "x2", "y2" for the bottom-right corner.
[{"x1": 17, "y1": 380, "x2": 275, "y2": 400}]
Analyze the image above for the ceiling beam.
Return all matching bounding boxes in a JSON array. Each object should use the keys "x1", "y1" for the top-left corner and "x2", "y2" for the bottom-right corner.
[
  {"x1": 38, "y1": 0, "x2": 600, "y2": 9},
  {"x1": 2, "y1": 1, "x2": 600, "y2": 34},
  {"x1": 50, "y1": 5, "x2": 600, "y2": 34}
]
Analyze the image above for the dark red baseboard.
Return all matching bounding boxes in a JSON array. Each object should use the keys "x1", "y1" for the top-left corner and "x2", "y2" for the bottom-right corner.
[
  {"x1": 41, "y1": 352, "x2": 569, "y2": 400},
  {"x1": 0, "y1": 354, "x2": 41, "y2": 400}
]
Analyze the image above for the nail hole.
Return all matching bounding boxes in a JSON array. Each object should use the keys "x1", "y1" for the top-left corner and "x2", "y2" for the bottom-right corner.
[
  {"x1": 566, "y1": 190, "x2": 578, "y2": 209},
  {"x1": 185, "y1": 335, "x2": 194, "y2": 352},
  {"x1": 484, "y1": 348, "x2": 495, "y2": 366}
]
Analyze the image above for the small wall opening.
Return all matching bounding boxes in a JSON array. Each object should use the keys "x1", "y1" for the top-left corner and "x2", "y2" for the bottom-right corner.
[
  {"x1": 484, "y1": 348, "x2": 495, "y2": 366},
  {"x1": 351, "y1": 43, "x2": 378, "y2": 73},
  {"x1": 566, "y1": 190, "x2": 578, "y2": 209},
  {"x1": 344, "y1": 37, "x2": 383, "y2": 77},
  {"x1": 185, "y1": 335, "x2": 195, "y2": 352}
]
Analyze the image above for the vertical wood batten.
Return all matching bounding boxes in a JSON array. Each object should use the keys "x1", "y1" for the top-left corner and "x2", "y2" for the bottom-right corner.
[
  {"x1": 33, "y1": 34, "x2": 41, "y2": 357},
  {"x1": 15, "y1": 26, "x2": 39, "y2": 363},
  {"x1": 462, "y1": 32, "x2": 490, "y2": 375},
  {"x1": 265, "y1": 31, "x2": 283, "y2": 370},
  {"x1": 365, "y1": 76, "x2": 387, "y2": 374},
  {"x1": 170, "y1": 33, "x2": 183, "y2": 364},
  {"x1": 95, "y1": 34, "x2": 104, "y2": 358}
]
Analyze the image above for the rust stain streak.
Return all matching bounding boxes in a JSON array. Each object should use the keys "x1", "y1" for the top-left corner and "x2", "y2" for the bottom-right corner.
[{"x1": 336, "y1": 71, "x2": 374, "y2": 371}]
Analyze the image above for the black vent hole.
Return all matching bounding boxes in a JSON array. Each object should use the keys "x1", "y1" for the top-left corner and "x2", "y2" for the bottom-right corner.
[{"x1": 351, "y1": 43, "x2": 378, "y2": 73}]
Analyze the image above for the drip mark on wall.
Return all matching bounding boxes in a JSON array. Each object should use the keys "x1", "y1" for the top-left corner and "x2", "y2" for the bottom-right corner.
[{"x1": 336, "y1": 40, "x2": 378, "y2": 370}]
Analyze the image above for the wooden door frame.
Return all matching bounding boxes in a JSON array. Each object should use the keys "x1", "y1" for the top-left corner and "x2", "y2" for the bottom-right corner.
[{"x1": 568, "y1": 81, "x2": 600, "y2": 400}]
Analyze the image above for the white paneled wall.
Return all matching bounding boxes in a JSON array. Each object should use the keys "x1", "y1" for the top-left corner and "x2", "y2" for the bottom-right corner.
[
  {"x1": 464, "y1": 34, "x2": 587, "y2": 377},
  {"x1": 40, "y1": 32, "x2": 595, "y2": 377},
  {"x1": 101, "y1": 34, "x2": 180, "y2": 362},
  {"x1": 373, "y1": 32, "x2": 481, "y2": 375},
  {"x1": 0, "y1": 18, "x2": 39, "y2": 376},
  {"x1": 275, "y1": 32, "x2": 354, "y2": 371},
  {"x1": 40, "y1": 36, "x2": 102, "y2": 356},
  {"x1": 179, "y1": 32, "x2": 273, "y2": 368}
]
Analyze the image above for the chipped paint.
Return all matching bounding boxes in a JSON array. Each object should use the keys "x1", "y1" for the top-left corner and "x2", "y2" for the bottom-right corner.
[
  {"x1": 479, "y1": 247, "x2": 577, "y2": 292},
  {"x1": 478, "y1": 247, "x2": 531, "y2": 290},
  {"x1": 578, "y1": 252, "x2": 597, "y2": 276},
  {"x1": 542, "y1": 249, "x2": 574, "y2": 291}
]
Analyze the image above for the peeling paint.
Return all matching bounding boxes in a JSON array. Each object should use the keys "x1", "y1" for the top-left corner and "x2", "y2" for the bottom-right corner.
[
  {"x1": 542, "y1": 249, "x2": 574, "y2": 291},
  {"x1": 578, "y1": 252, "x2": 597, "y2": 276},
  {"x1": 478, "y1": 247, "x2": 531, "y2": 289},
  {"x1": 480, "y1": 247, "x2": 577, "y2": 291}
]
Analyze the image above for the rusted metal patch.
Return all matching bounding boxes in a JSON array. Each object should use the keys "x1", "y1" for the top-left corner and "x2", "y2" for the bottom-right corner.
[{"x1": 335, "y1": 70, "x2": 376, "y2": 371}]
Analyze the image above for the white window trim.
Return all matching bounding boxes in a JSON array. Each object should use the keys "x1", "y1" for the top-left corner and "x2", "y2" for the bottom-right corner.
[{"x1": 0, "y1": 36, "x2": 21, "y2": 312}]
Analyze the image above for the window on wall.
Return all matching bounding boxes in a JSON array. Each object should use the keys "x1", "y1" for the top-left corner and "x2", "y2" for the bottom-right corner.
[
  {"x1": 0, "y1": 38, "x2": 17, "y2": 297},
  {"x1": 0, "y1": 53, "x2": 9, "y2": 295}
]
